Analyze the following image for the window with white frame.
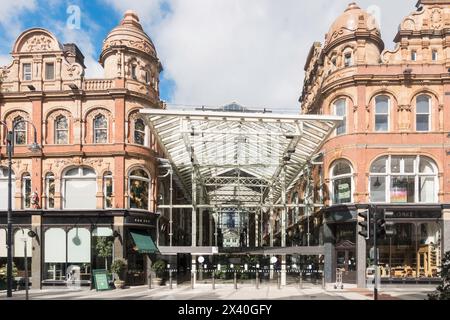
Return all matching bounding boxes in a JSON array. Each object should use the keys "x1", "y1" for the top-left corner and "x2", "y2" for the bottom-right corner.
[
  {"x1": 432, "y1": 50, "x2": 438, "y2": 61},
  {"x1": 14, "y1": 116, "x2": 27, "y2": 145},
  {"x1": 23, "y1": 63, "x2": 32, "y2": 81},
  {"x1": 330, "y1": 160, "x2": 353, "y2": 204},
  {"x1": 46, "y1": 173, "x2": 55, "y2": 209},
  {"x1": 375, "y1": 95, "x2": 390, "y2": 132},
  {"x1": 129, "y1": 169, "x2": 150, "y2": 210},
  {"x1": 93, "y1": 114, "x2": 108, "y2": 144},
  {"x1": 334, "y1": 99, "x2": 346, "y2": 136},
  {"x1": 63, "y1": 167, "x2": 97, "y2": 209},
  {"x1": 134, "y1": 118, "x2": 146, "y2": 146},
  {"x1": 0, "y1": 167, "x2": 15, "y2": 210},
  {"x1": 22, "y1": 173, "x2": 31, "y2": 209},
  {"x1": 103, "y1": 171, "x2": 113, "y2": 209},
  {"x1": 369, "y1": 155, "x2": 438, "y2": 204},
  {"x1": 45, "y1": 62, "x2": 55, "y2": 80},
  {"x1": 344, "y1": 52, "x2": 353, "y2": 67},
  {"x1": 416, "y1": 95, "x2": 431, "y2": 132},
  {"x1": 55, "y1": 115, "x2": 69, "y2": 144}
]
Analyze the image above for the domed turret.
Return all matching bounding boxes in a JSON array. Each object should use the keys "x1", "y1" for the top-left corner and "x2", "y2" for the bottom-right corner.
[
  {"x1": 323, "y1": 2, "x2": 384, "y2": 65},
  {"x1": 100, "y1": 10, "x2": 162, "y2": 86}
]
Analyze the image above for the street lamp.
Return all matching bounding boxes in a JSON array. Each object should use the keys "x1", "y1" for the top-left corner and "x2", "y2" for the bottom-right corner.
[{"x1": 0, "y1": 120, "x2": 41, "y2": 298}]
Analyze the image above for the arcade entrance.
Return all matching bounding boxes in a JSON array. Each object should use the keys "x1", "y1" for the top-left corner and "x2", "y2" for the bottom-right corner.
[{"x1": 141, "y1": 106, "x2": 342, "y2": 287}]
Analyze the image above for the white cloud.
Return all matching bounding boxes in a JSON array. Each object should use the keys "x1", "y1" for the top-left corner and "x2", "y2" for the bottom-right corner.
[
  {"x1": 0, "y1": 0, "x2": 37, "y2": 41},
  {"x1": 102, "y1": 0, "x2": 416, "y2": 110}
]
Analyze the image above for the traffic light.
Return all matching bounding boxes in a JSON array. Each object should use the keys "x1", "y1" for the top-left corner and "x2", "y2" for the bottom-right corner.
[
  {"x1": 358, "y1": 210, "x2": 370, "y2": 239},
  {"x1": 376, "y1": 210, "x2": 396, "y2": 238}
]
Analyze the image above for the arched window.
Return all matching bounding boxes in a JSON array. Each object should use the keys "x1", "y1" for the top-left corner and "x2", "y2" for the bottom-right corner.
[
  {"x1": 55, "y1": 115, "x2": 68, "y2": 144},
  {"x1": 0, "y1": 167, "x2": 15, "y2": 210},
  {"x1": 93, "y1": 114, "x2": 108, "y2": 144},
  {"x1": 103, "y1": 171, "x2": 113, "y2": 209},
  {"x1": 46, "y1": 173, "x2": 55, "y2": 209},
  {"x1": 416, "y1": 95, "x2": 431, "y2": 132},
  {"x1": 14, "y1": 116, "x2": 27, "y2": 145},
  {"x1": 22, "y1": 173, "x2": 31, "y2": 209},
  {"x1": 129, "y1": 169, "x2": 150, "y2": 210},
  {"x1": 333, "y1": 99, "x2": 346, "y2": 135},
  {"x1": 330, "y1": 160, "x2": 353, "y2": 204},
  {"x1": 369, "y1": 156, "x2": 438, "y2": 203},
  {"x1": 63, "y1": 167, "x2": 97, "y2": 209},
  {"x1": 375, "y1": 95, "x2": 390, "y2": 132},
  {"x1": 134, "y1": 118, "x2": 146, "y2": 146},
  {"x1": 344, "y1": 52, "x2": 353, "y2": 67}
]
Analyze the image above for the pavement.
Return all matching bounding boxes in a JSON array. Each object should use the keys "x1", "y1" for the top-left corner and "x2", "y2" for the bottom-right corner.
[{"x1": 0, "y1": 283, "x2": 436, "y2": 300}]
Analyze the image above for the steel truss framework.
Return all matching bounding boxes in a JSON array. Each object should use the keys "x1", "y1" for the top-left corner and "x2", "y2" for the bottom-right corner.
[{"x1": 141, "y1": 108, "x2": 342, "y2": 285}]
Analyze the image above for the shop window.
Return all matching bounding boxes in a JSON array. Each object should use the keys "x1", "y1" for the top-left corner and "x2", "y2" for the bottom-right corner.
[
  {"x1": 0, "y1": 229, "x2": 6, "y2": 258},
  {"x1": 14, "y1": 116, "x2": 27, "y2": 145},
  {"x1": 55, "y1": 115, "x2": 69, "y2": 144},
  {"x1": 44, "y1": 228, "x2": 91, "y2": 283},
  {"x1": 330, "y1": 160, "x2": 353, "y2": 204},
  {"x1": 13, "y1": 229, "x2": 32, "y2": 257},
  {"x1": 23, "y1": 63, "x2": 32, "y2": 81},
  {"x1": 377, "y1": 222, "x2": 441, "y2": 279},
  {"x1": 134, "y1": 118, "x2": 146, "y2": 146},
  {"x1": 333, "y1": 99, "x2": 346, "y2": 135},
  {"x1": 44, "y1": 228, "x2": 67, "y2": 281},
  {"x1": 63, "y1": 167, "x2": 97, "y2": 209},
  {"x1": 92, "y1": 228, "x2": 114, "y2": 270},
  {"x1": 129, "y1": 169, "x2": 150, "y2": 210},
  {"x1": 416, "y1": 95, "x2": 431, "y2": 132},
  {"x1": 0, "y1": 167, "x2": 15, "y2": 210},
  {"x1": 103, "y1": 171, "x2": 113, "y2": 209},
  {"x1": 375, "y1": 95, "x2": 390, "y2": 132},
  {"x1": 46, "y1": 173, "x2": 55, "y2": 209},
  {"x1": 22, "y1": 173, "x2": 31, "y2": 209},
  {"x1": 369, "y1": 156, "x2": 437, "y2": 203},
  {"x1": 93, "y1": 114, "x2": 108, "y2": 144}
]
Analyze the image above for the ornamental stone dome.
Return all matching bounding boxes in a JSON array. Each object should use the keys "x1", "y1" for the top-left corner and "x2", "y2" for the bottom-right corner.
[
  {"x1": 324, "y1": 2, "x2": 383, "y2": 52},
  {"x1": 100, "y1": 10, "x2": 158, "y2": 66}
]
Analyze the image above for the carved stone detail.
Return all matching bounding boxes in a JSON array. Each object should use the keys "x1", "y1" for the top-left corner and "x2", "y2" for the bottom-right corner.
[{"x1": 24, "y1": 35, "x2": 53, "y2": 52}]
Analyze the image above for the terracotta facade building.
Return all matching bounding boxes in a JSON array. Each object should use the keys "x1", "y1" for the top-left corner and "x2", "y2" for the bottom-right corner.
[
  {"x1": 298, "y1": 0, "x2": 450, "y2": 286},
  {"x1": 0, "y1": 11, "x2": 190, "y2": 288}
]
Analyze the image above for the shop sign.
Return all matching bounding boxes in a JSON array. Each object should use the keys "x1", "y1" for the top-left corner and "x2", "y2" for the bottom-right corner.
[
  {"x1": 389, "y1": 210, "x2": 441, "y2": 219},
  {"x1": 125, "y1": 216, "x2": 155, "y2": 226},
  {"x1": 93, "y1": 269, "x2": 111, "y2": 291}
]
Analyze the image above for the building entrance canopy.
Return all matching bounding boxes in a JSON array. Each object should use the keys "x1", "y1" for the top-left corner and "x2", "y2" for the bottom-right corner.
[{"x1": 141, "y1": 108, "x2": 342, "y2": 207}]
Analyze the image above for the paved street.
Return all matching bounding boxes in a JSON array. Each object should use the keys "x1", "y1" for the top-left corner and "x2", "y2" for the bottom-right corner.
[{"x1": 0, "y1": 283, "x2": 435, "y2": 300}]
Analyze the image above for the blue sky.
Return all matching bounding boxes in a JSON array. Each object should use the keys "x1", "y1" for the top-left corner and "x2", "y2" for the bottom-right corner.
[{"x1": 0, "y1": 0, "x2": 416, "y2": 110}]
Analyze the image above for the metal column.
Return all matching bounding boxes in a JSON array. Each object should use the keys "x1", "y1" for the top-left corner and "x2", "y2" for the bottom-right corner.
[{"x1": 281, "y1": 165, "x2": 287, "y2": 286}]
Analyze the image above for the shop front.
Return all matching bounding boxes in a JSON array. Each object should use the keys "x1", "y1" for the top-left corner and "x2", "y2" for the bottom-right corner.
[
  {"x1": 123, "y1": 214, "x2": 159, "y2": 286},
  {"x1": 369, "y1": 206, "x2": 442, "y2": 283}
]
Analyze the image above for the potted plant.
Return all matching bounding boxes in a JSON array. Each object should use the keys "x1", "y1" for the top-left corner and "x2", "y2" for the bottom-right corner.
[
  {"x1": 111, "y1": 259, "x2": 127, "y2": 289},
  {"x1": 151, "y1": 260, "x2": 166, "y2": 286},
  {"x1": 0, "y1": 263, "x2": 18, "y2": 291}
]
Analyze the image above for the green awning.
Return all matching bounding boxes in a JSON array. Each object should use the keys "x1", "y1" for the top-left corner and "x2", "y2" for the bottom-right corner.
[{"x1": 130, "y1": 230, "x2": 159, "y2": 254}]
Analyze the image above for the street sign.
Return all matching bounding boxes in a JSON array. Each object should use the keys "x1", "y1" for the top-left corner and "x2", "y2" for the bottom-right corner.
[{"x1": 92, "y1": 269, "x2": 111, "y2": 291}]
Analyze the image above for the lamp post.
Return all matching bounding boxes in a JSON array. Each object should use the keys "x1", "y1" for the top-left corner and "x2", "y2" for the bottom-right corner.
[{"x1": 1, "y1": 120, "x2": 41, "y2": 298}]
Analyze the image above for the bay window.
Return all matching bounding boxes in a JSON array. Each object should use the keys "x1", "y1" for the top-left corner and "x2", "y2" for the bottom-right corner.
[
  {"x1": 129, "y1": 169, "x2": 150, "y2": 210},
  {"x1": 330, "y1": 160, "x2": 353, "y2": 204},
  {"x1": 369, "y1": 156, "x2": 438, "y2": 203},
  {"x1": 0, "y1": 167, "x2": 15, "y2": 210},
  {"x1": 63, "y1": 167, "x2": 97, "y2": 209}
]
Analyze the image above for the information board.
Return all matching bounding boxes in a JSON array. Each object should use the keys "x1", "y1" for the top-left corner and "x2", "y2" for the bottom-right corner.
[{"x1": 92, "y1": 269, "x2": 111, "y2": 291}]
